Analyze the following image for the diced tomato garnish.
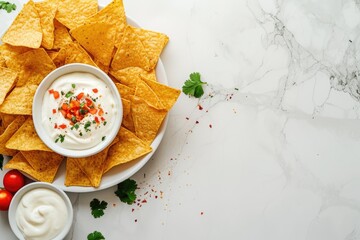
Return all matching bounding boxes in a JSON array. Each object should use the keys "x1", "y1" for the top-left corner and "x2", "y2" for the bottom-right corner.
[
  {"x1": 98, "y1": 108, "x2": 104, "y2": 116},
  {"x1": 60, "y1": 110, "x2": 67, "y2": 117},
  {"x1": 61, "y1": 103, "x2": 69, "y2": 111},
  {"x1": 85, "y1": 98, "x2": 93, "y2": 107},
  {"x1": 54, "y1": 123, "x2": 58, "y2": 129},
  {"x1": 66, "y1": 113, "x2": 73, "y2": 119},
  {"x1": 49, "y1": 89, "x2": 54, "y2": 94},
  {"x1": 100, "y1": 117, "x2": 105, "y2": 121},
  {"x1": 52, "y1": 109, "x2": 56, "y2": 114},
  {"x1": 53, "y1": 91, "x2": 60, "y2": 99},
  {"x1": 95, "y1": 116, "x2": 100, "y2": 124},
  {"x1": 92, "y1": 88, "x2": 98, "y2": 93},
  {"x1": 77, "y1": 92, "x2": 84, "y2": 100},
  {"x1": 59, "y1": 124, "x2": 67, "y2": 129},
  {"x1": 89, "y1": 108, "x2": 97, "y2": 114}
]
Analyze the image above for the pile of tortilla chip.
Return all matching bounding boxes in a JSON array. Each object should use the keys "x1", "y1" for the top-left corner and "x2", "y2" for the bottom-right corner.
[{"x1": 0, "y1": 0, "x2": 180, "y2": 188}]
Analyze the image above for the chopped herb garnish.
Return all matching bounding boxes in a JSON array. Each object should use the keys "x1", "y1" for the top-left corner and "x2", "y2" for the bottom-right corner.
[
  {"x1": 55, "y1": 134, "x2": 65, "y2": 143},
  {"x1": 87, "y1": 231, "x2": 105, "y2": 240},
  {"x1": 0, "y1": 2, "x2": 16, "y2": 13},
  {"x1": 74, "y1": 124, "x2": 79, "y2": 130},
  {"x1": 114, "y1": 179, "x2": 137, "y2": 205},
  {"x1": 80, "y1": 102, "x2": 85, "y2": 108},
  {"x1": 234, "y1": 88, "x2": 239, "y2": 91},
  {"x1": 71, "y1": 116, "x2": 77, "y2": 123},
  {"x1": 0, "y1": 154, "x2": 3, "y2": 170},
  {"x1": 92, "y1": 120, "x2": 96, "y2": 124},
  {"x1": 61, "y1": 91, "x2": 65, "y2": 96},
  {"x1": 79, "y1": 108, "x2": 87, "y2": 115},
  {"x1": 102, "y1": 136, "x2": 106, "y2": 141},
  {"x1": 65, "y1": 91, "x2": 74, "y2": 98},
  {"x1": 182, "y1": 72, "x2": 207, "y2": 98},
  {"x1": 84, "y1": 121, "x2": 91, "y2": 132},
  {"x1": 71, "y1": 83, "x2": 76, "y2": 88},
  {"x1": 103, "y1": 121, "x2": 107, "y2": 126},
  {"x1": 90, "y1": 198, "x2": 108, "y2": 218},
  {"x1": 79, "y1": 132, "x2": 83, "y2": 136}
]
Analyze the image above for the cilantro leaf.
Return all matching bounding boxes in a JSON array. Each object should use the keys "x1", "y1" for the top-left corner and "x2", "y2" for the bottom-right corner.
[
  {"x1": 114, "y1": 179, "x2": 137, "y2": 205},
  {"x1": 87, "y1": 231, "x2": 105, "y2": 240},
  {"x1": 0, "y1": 2, "x2": 16, "y2": 13},
  {"x1": 90, "y1": 198, "x2": 108, "y2": 218},
  {"x1": 0, "y1": 154, "x2": 3, "y2": 170},
  {"x1": 182, "y1": 72, "x2": 207, "y2": 98}
]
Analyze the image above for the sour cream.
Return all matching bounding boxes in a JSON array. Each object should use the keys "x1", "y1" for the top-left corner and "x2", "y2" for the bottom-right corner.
[
  {"x1": 42, "y1": 72, "x2": 117, "y2": 150},
  {"x1": 15, "y1": 188, "x2": 68, "y2": 240}
]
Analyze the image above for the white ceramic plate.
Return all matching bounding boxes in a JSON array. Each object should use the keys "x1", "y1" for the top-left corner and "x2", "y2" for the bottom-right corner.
[{"x1": 1, "y1": 6, "x2": 169, "y2": 193}]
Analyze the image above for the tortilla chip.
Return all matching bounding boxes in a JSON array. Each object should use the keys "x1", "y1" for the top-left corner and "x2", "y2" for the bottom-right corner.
[
  {"x1": 52, "y1": 20, "x2": 73, "y2": 50},
  {"x1": 110, "y1": 67, "x2": 156, "y2": 88},
  {"x1": 0, "y1": 67, "x2": 17, "y2": 105},
  {"x1": 115, "y1": 83, "x2": 134, "y2": 100},
  {"x1": 71, "y1": 22, "x2": 116, "y2": 66},
  {"x1": 0, "y1": 56, "x2": 5, "y2": 67},
  {"x1": 53, "y1": 42, "x2": 97, "y2": 67},
  {"x1": 0, "y1": 116, "x2": 26, "y2": 156},
  {"x1": 103, "y1": 127, "x2": 152, "y2": 173},
  {"x1": 0, "y1": 114, "x2": 17, "y2": 129},
  {"x1": 0, "y1": 44, "x2": 31, "y2": 63},
  {"x1": 132, "y1": 27, "x2": 169, "y2": 69},
  {"x1": 122, "y1": 98, "x2": 131, "y2": 118},
  {"x1": 69, "y1": 138, "x2": 119, "y2": 187},
  {"x1": 94, "y1": 59, "x2": 110, "y2": 73},
  {"x1": 56, "y1": 0, "x2": 98, "y2": 29},
  {"x1": 35, "y1": 0, "x2": 59, "y2": 49},
  {"x1": 0, "y1": 85, "x2": 37, "y2": 115},
  {"x1": 65, "y1": 158, "x2": 92, "y2": 187},
  {"x1": 111, "y1": 26, "x2": 151, "y2": 71},
  {"x1": 140, "y1": 76, "x2": 181, "y2": 110},
  {"x1": 131, "y1": 96, "x2": 167, "y2": 145},
  {"x1": 6, "y1": 48, "x2": 56, "y2": 87},
  {"x1": 121, "y1": 98, "x2": 134, "y2": 132},
  {"x1": 2, "y1": 1, "x2": 42, "y2": 48},
  {"x1": 6, "y1": 117, "x2": 52, "y2": 152},
  {"x1": 134, "y1": 80, "x2": 164, "y2": 109},
  {"x1": 21, "y1": 150, "x2": 63, "y2": 173}
]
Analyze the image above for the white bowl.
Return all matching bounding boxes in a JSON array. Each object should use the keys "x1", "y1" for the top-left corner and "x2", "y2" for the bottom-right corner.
[
  {"x1": 8, "y1": 182, "x2": 74, "y2": 240},
  {"x1": 32, "y1": 63, "x2": 123, "y2": 158}
]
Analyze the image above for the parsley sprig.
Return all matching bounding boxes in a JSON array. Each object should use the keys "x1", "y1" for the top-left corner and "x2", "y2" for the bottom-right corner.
[
  {"x1": 0, "y1": 1, "x2": 16, "y2": 13},
  {"x1": 90, "y1": 198, "x2": 108, "y2": 218},
  {"x1": 182, "y1": 72, "x2": 207, "y2": 98},
  {"x1": 114, "y1": 179, "x2": 137, "y2": 205},
  {"x1": 87, "y1": 231, "x2": 105, "y2": 240}
]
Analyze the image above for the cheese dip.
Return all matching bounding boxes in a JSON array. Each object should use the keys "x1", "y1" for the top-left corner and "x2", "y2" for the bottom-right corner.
[
  {"x1": 42, "y1": 72, "x2": 117, "y2": 150},
  {"x1": 15, "y1": 188, "x2": 68, "y2": 240}
]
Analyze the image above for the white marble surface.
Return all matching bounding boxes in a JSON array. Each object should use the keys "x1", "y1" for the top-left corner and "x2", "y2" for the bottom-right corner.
[{"x1": 2, "y1": 0, "x2": 360, "y2": 239}]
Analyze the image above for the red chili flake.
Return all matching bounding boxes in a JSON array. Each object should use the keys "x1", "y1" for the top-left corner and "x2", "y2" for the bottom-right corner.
[
  {"x1": 195, "y1": 121, "x2": 199, "y2": 124},
  {"x1": 209, "y1": 124, "x2": 212, "y2": 128},
  {"x1": 168, "y1": 171, "x2": 171, "y2": 176},
  {"x1": 100, "y1": 117, "x2": 105, "y2": 121},
  {"x1": 198, "y1": 105, "x2": 203, "y2": 110},
  {"x1": 135, "y1": 219, "x2": 138, "y2": 223},
  {"x1": 132, "y1": 208, "x2": 135, "y2": 212},
  {"x1": 201, "y1": 212, "x2": 204, "y2": 215},
  {"x1": 141, "y1": 199, "x2": 147, "y2": 203},
  {"x1": 52, "y1": 109, "x2": 57, "y2": 114},
  {"x1": 155, "y1": 196, "x2": 158, "y2": 199},
  {"x1": 144, "y1": 191, "x2": 148, "y2": 195},
  {"x1": 186, "y1": 117, "x2": 189, "y2": 120},
  {"x1": 59, "y1": 124, "x2": 67, "y2": 129},
  {"x1": 113, "y1": 203, "x2": 116, "y2": 207},
  {"x1": 92, "y1": 88, "x2": 99, "y2": 93},
  {"x1": 54, "y1": 123, "x2": 58, "y2": 129}
]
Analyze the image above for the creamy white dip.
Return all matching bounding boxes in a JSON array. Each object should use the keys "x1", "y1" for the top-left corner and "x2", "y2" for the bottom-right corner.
[
  {"x1": 15, "y1": 188, "x2": 68, "y2": 240},
  {"x1": 42, "y1": 72, "x2": 117, "y2": 150}
]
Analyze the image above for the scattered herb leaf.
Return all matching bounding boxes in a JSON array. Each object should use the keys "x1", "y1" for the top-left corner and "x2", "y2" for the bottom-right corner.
[
  {"x1": 87, "y1": 231, "x2": 105, "y2": 240},
  {"x1": 0, "y1": 154, "x2": 3, "y2": 170},
  {"x1": 55, "y1": 134, "x2": 65, "y2": 143},
  {"x1": 71, "y1": 83, "x2": 76, "y2": 88},
  {"x1": 0, "y1": 2, "x2": 16, "y2": 13},
  {"x1": 65, "y1": 91, "x2": 74, "y2": 98},
  {"x1": 84, "y1": 121, "x2": 91, "y2": 132},
  {"x1": 90, "y1": 198, "x2": 108, "y2": 218},
  {"x1": 114, "y1": 179, "x2": 137, "y2": 205},
  {"x1": 102, "y1": 136, "x2": 106, "y2": 141},
  {"x1": 182, "y1": 72, "x2": 207, "y2": 98}
]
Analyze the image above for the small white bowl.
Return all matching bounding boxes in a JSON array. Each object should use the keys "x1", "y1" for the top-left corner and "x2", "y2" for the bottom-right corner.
[
  {"x1": 8, "y1": 182, "x2": 74, "y2": 240},
  {"x1": 33, "y1": 63, "x2": 123, "y2": 158}
]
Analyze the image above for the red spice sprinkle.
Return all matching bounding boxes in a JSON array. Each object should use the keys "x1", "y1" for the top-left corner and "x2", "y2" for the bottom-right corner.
[
  {"x1": 195, "y1": 121, "x2": 199, "y2": 124},
  {"x1": 132, "y1": 208, "x2": 135, "y2": 212},
  {"x1": 186, "y1": 117, "x2": 189, "y2": 120},
  {"x1": 155, "y1": 196, "x2": 158, "y2": 199},
  {"x1": 141, "y1": 199, "x2": 147, "y2": 203},
  {"x1": 144, "y1": 191, "x2": 148, "y2": 195},
  {"x1": 92, "y1": 88, "x2": 98, "y2": 93},
  {"x1": 209, "y1": 124, "x2": 212, "y2": 128},
  {"x1": 54, "y1": 123, "x2": 58, "y2": 129},
  {"x1": 168, "y1": 171, "x2": 171, "y2": 176},
  {"x1": 135, "y1": 219, "x2": 137, "y2": 223},
  {"x1": 59, "y1": 124, "x2": 67, "y2": 129},
  {"x1": 198, "y1": 105, "x2": 203, "y2": 110},
  {"x1": 201, "y1": 212, "x2": 204, "y2": 215},
  {"x1": 113, "y1": 203, "x2": 116, "y2": 207},
  {"x1": 52, "y1": 109, "x2": 57, "y2": 114}
]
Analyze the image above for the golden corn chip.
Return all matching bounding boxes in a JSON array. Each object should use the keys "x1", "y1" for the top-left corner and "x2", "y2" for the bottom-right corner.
[
  {"x1": 95, "y1": 59, "x2": 110, "y2": 73},
  {"x1": 6, "y1": 48, "x2": 56, "y2": 87},
  {"x1": 52, "y1": 20, "x2": 73, "y2": 50},
  {"x1": 135, "y1": 80, "x2": 164, "y2": 109},
  {"x1": 0, "y1": 67, "x2": 17, "y2": 105},
  {"x1": 6, "y1": 117, "x2": 52, "y2": 152},
  {"x1": 5, "y1": 152, "x2": 56, "y2": 183},
  {"x1": 35, "y1": 0, "x2": 59, "y2": 49},
  {"x1": 121, "y1": 98, "x2": 134, "y2": 132},
  {"x1": 21, "y1": 150, "x2": 63, "y2": 173},
  {"x1": 71, "y1": 22, "x2": 116, "y2": 66},
  {"x1": 141, "y1": 76, "x2": 181, "y2": 110},
  {"x1": 122, "y1": 98, "x2": 131, "y2": 118},
  {"x1": 103, "y1": 127, "x2": 152, "y2": 173},
  {"x1": 2, "y1": 1, "x2": 42, "y2": 48},
  {"x1": 110, "y1": 67, "x2": 156, "y2": 89},
  {"x1": 0, "y1": 116, "x2": 26, "y2": 156},
  {"x1": 132, "y1": 27, "x2": 169, "y2": 70},
  {"x1": 69, "y1": 138, "x2": 118, "y2": 187},
  {"x1": 131, "y1": 96, "x2": 167, "y2": 144},
  {"x1": 53, "y1": 42, "x2": 97, "y2": 67},
  {"x1": 56, "y1": 0, "x2": 98, "y2": 29},
  {"x1": 115, "y1": 83, "x2": 134, "y2": 100},
  {"x1": 85, "y1": 0, "x2": 126, "y2": 44},
  {"x1": 0, "y1": 44, "x2": 31, "y2": 63},
  {"x1": 111, "y1": 26, "x2": 151, "y2": 71},
  {"x1": 65, "y1": 158, "x2": 92, "y2": 187},
  {"x1": 0, "y1": 114, "x2": 17, "y2": 129},
  {"x1": 0, "y1": 85, "x2": 37, "y2": 115}
]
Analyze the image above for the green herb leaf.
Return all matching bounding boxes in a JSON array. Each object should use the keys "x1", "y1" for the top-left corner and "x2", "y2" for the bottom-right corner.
[
  {"x1": 87, "y1": 231, "x2": 105, "y2": 240},
  {"x1": 55, "y1": 134, "x2": 65, "y2": 143},
  {"x1": 84, "y1": 121, "x2": 91, "y2": 132},
  {"x1": 65, "y1": 91, "x2": 74, "y2": 98},
  {"x1": 182, "y1": 72, "x2": 207, "y2": 98},
  {"x1": 71, "y1": 83, "x2": 76, "y2": 88},
  {"x1": 0, "y1": 154, "x2": 3, "y2": 171},
  {"x1": 114, "y1": 179, "x2": 137, "y2": 205},
  {"x1": 90, "y1": 198, "x2": 108, "y2": 218},
  {"x1": 0, "y1": 2, "x2": 16, "y2": 13},
  {"x1": 102, "y1": 136, "x2": 106, "y2": 141}
]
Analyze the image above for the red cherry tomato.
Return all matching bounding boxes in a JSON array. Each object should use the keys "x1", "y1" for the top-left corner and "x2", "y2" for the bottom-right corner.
[
  {"x1": 0, "y1": 189, "x2": 12, "y2": 211},
  {"x1": 3, "y1": 170, "x2": 25, "y2": 193}
]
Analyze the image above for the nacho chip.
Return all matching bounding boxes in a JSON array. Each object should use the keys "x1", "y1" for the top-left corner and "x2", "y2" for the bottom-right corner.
[
  {"x1": 115, "y1": 83, "x2": 134, "y2": 100},
  {"x1": 53, "y1": 42, "x2": 98, "y2": 67},
  {"x1": 0, "y1": 67, "x2": 17, "y2": 105},
  {"x1": 122, "y1": 98, "x2": 131, "y2": 118},
  {"x1": 111, "y1": 26, "x2": 151, "y2": 71},
  {"x1": 2, "y1": 1, "x2": 42, "y2": 48},
  {"x1": 6, "y1": 117, "x2": 52, "y2": 152},
  {"x1": 0, "y1": 114, "x2": 17, "y2": 129},
  {"x1": 134, "y1": 80, "x2": 164, "y2": 109},
  {"x1": 141, "y1": 76, "x2": 181, "y2": 110},
  {"x1": 71, "y1": 22, "x2": 116, "y2": 66},
  {"x1": 132, "y1": 27, "x2": 169, "y2": 70},
  {"x1": 6, "y1": 48, "x2": 56, "y2": 87},
  {"x1": 110, "y1": 67, "x2": 156, "y2": 88},
  {"x1": 103, "y1": 127, "x2": 152, "y2": 173},
  {"x1": 21, "y1": 150, "x2": 63, "y2": 173},
  {"x1": 0, "y1": 44, "x2": 31, "y2": 63},
  {"x1": 56, "y1": 0, "x2": 98, "y2": 29},
  {"x1": 35, "y1": 0, "x2": 59, "y2": 49},
  {"x1": 94, "y1": 59, "x2": 110, "y2": 73},
  {"x1": 0, "y1": 85, "x2": 37, "y2": 115},
  {"x1": 65, "y1": 158, "x2": 92, "y2": 187},
  {"x1": 52, "y1": 20, "x2": 73, "y2": 50},
  {"x1": 0, "y1": 116, "x2": 26, "y2": 156},
  {"x1": 121, "y1": 98, "x2": 134, "y2": 132},
  {"x1": 69, "y1": 138, "x2": 119, "y2": 187},
  {"x1": 131, "y1": 96, "x2": 167, "y2": 145}
]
